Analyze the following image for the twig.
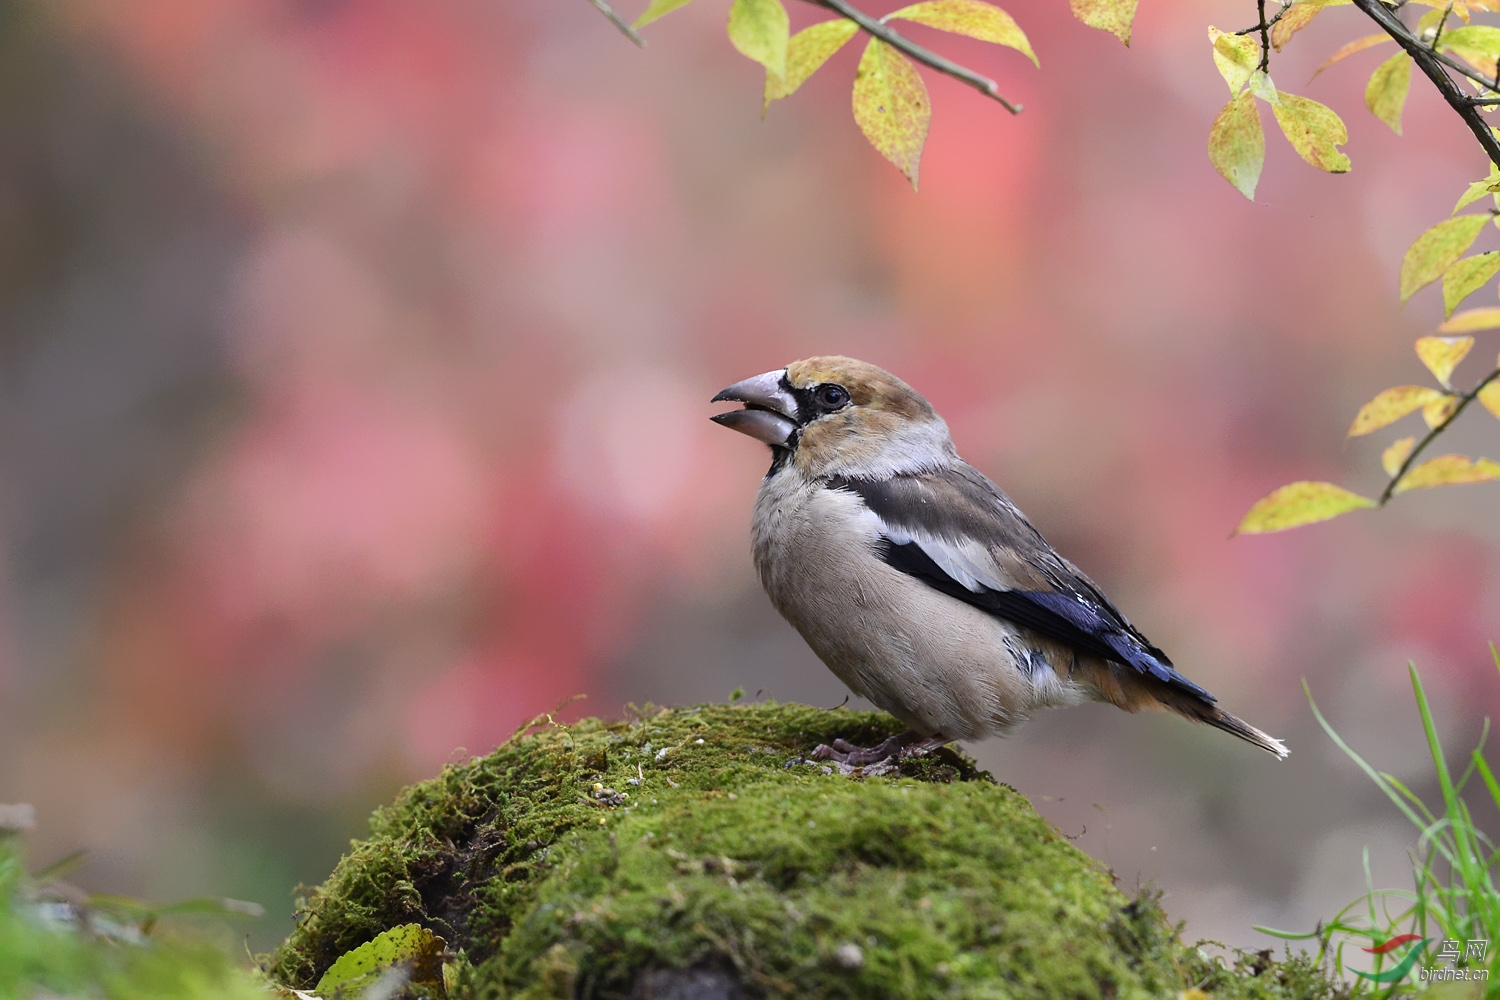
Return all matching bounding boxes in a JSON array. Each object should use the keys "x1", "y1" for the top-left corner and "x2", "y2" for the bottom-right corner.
[
  {"x1": 1257, "y1": 0, "x2": 1273, "y2": 70},
  {"x1": 588, "y1": 0, "x2": 646, "y2": 47},
  {"x1": 1378, "y1": 366, "x2": 1500, "y2": 505},
  {"x1": 1350, "y1": 0, "x2": 1500, "y2": 168},
  {"x1": 802, "y1": 0, "x2": 1023, "y2": 113}
]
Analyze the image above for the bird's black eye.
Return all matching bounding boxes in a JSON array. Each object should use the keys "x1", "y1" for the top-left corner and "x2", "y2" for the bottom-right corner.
[{"x1": 815, "y1": 383, "x2": 850, "y2": 411}]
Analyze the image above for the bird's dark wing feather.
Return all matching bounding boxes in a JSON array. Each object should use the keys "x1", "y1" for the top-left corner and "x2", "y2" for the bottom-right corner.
[{"x1": 829, "y1": 467, "x2": 1213, "y2": 703}]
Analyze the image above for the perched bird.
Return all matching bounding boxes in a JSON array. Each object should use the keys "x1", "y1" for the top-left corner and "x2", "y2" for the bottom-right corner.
[{"x1": 710, "y1": 356, "x2": 1286, "y2": 766}]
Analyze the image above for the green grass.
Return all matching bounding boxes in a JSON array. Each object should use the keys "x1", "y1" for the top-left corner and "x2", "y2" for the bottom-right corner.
[
  {"x1": 0, "y1": 821, "x2": 268, "y2": 1000},
  {"x1": 1257, "y1": 646, "x2": 1500, "y2": 997}
]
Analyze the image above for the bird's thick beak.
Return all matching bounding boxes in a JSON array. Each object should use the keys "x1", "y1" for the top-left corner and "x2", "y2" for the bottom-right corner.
[{"x1": 710, "y1": 369, "x2": 799, "y2": 448}]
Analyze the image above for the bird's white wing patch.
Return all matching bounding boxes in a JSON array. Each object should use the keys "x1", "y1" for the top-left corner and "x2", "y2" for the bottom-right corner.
[{"x1": 864, "y1": 511, "x2": 1017, "y2": 594}]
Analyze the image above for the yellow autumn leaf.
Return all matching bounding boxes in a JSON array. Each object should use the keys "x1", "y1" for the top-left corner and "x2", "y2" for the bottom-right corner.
[
  {"x1": 316, "y1": 924, "x2": 446, "y2": 997},
  {"x1": 1365, "y1": 52, "x2": 1411, "y2": 134},
  {"x1": 1414, "y1": 335, "x2": 1475, "y2": 387},
  {"x1": 1441, "y1": 24, "x2": 1500, "y2": 56},
  {"x1": 1273, "y1": 3, "x2": 1320, "y2": 49},
  {"x1": 1208, "y1": 91, "x2": 1265, "y2": 200},
  {"x1": 765, "y1": 19, "x2": 860, "y2": 109},
  {"x1": 852, "y1": 39, "x2": 931, "y2": 189},
  {"x1": 1209, "y1": 27, "x2": 1261, "y2": 95},
  {"x1": 1235, "y1": 481, "x2": 1376, "y2": 534},
  {"x1": 1400, "y1": 214, "x2": 1491, "y2": 302},
  {"x1": 1309, "y1": 34, "x2": 1393, "y2": 81},
  {"x1": 1348, "y1": 385, "x2": 1447, "y2": 436},
  {"x1": 1382, "y1": 436, "x2": 1416, "y2": 477},
  {"x1": 1423, "y1": 393, "x2": 1461, "y2": 427},
  {"x1": 886, "y1": 0, "x2": 1038, "y2": 65},
  {"x1": 1071, "y1": 0, "x2": 1137, "y2": 45},
  {"x1": 634, "y1": 0, "x2": 697, "y2": 29},
  {"x1": 1391, "y1": 454, "x2": 1500, "y2": 493},
  {"x1": 1477, "y1": 380, "x2": 1500, "y2": 418},
  {"x1": 1440, "y1": 306, "x2": 1500, "y2": 332},
  {"x1": 1442, "y1": 251, "x2": 1500, "y2": 317},
  {"x1": 1272, "y1": 93, "x2": 1350, "y2": 173},
  {"x1": 728, "y1": 0, "x2": 790, "y2": 83},
  {"x1": 1452, "y1": 169, "x2": 1500, "y2": 215}
]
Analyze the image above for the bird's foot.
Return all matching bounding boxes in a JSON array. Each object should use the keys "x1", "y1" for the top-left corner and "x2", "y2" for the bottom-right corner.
[{"x1": 811, "y1": 731, "x2": 950, "y2": 776}]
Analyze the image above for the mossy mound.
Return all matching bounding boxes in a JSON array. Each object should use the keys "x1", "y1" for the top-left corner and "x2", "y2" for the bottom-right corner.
[{"x1": 267, "y1": 701, "x2": 1344, "y2": 999}]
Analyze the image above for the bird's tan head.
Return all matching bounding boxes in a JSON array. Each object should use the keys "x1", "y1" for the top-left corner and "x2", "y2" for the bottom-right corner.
[{"x1": 710, "y1": 356, "x2": 955, "y2": 477}]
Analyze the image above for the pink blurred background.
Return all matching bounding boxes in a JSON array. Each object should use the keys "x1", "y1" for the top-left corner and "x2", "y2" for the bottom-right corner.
[{"x1": 1, "y1": 0, "x2": 1498, "y2": 956}]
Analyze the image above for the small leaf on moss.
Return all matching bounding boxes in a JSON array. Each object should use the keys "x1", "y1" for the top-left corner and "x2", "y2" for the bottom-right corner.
[
  {"x1": 728, "y1": 0, "x2": 790, "y2": 84},
  {"x1": 315, "y1": 924, "x2": 446, "y2": 999},
  {"x1": 1382, "y1": 436, "x2": 1416, "y2": 477},
  {"x1": 1414, "y1": 335, "x2": 1474, "y2": 387},
  {"x1": 1271, "y1": 93, "x2": 1350, "y2": 173},
  {"x1": 1235, "y1": 481, "x2": 1375, "y2": 535},
  {"x1": 1364, "y1": 52, "x2": 1410, "y2": 134},
  {"x1": 1391, "y1": 454, "x2": 1500, "y2": 493},
  {"x1": 852, "y1": 38, "x2": 931, "y2": 188},
  {"x1": 1070, "y1": 0, "x2": 1137, "y2": 45},
  {"x1": 1208, "y1": 91, "x2": 1264, "y2": 200},
  {"x1": 1400, "y1": 214, "x2": 1491, "y2": 302},
  {"x1": 765, "y1": 18, "x2": 860, "y2": 110},
  {"x1": 1442, "y1": 251, "x2": 1500, "y2": 316},
  {"x1": 1348, "y1": 385, "x2": 1447, "y2": 436},
  {"x1": 886, "y1": 0, "x2": 1037, "y2": 65}
]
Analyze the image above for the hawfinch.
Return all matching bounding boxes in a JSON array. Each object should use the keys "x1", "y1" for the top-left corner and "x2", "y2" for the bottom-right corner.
[{"x1": 711, "y1": 356, "x2": 1286, "y2": 766}]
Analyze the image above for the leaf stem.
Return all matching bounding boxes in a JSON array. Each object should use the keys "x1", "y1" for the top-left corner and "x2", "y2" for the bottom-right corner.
[
  {"x1": 1350, "y1": 0, "x2": 1500, "y2": 168},
  {"x1": 802, "y1": 0, "x2": 1023, "y2": 113},
  {"x1": 1378, "y1": 366, "x2": 1500, "y2": 505},
  {"x1": 587, "y1": 0, "x2": 647, "y2": 47}
]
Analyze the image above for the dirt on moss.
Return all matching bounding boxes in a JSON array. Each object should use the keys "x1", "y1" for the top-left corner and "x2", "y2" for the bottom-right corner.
[{"x1": 266, "y1": 701, "x2": 1346, "y2": 1000}]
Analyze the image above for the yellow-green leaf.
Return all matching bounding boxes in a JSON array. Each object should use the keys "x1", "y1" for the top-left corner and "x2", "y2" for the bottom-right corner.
[
  {"x1": 1400, "y1": 214, "x2": 1491, "y2": 302},
  {"x1": 1271, "y1": 93, "x2": 1350, "y2": 173},
  {"x1": 1348, "y1": 385, "x2": 1447, "y2": 436},
  {"x1": 1423, "y1": 393, "x2": 1461, "y2": 427},
  {"x1": 887, "y1": 0, "x2": 1037, "y2": 65},
  {"x1": 634, "y1": 0, "x2": 697, "y2": 29},
  {"x1": 1382, "y1": 436, "x2": 1416, "y2": 476},
  {"x1": 1442, "y1": 250, "x2": 1500, "y2": 316},
  {"x1": 1272, "y1": 3, "x2": 1321, "y2": 49},
  {"x1": 852, "y1": 38, "x2": 931, "y2": 189},
  {"x1": 1440, "y1": 306, "x2": 1500, "y2": 332},
  {"x1": 765, "y1": 18, "x2": 860, "y2": 109},
  {"x1": 1209, "y1": 27, "x2": 1261, "y2": 95},
  {"x1": 1208, "y1": 90, "x2": 1265, "y2": 200},
  {"x1": 1364, "y1": 52, "x2": 1410, "y2": 134},
  {"x1": 729, "y1": 0, "x2": 790, "y2": 82},
  {"x1": 315, "y1": 924, "x2": 446, "y2": 998},
  {"x1": 1440, "y1": 24, "x2": 1500, "y2": 57},
  {"x1": 1414, "y1": 335, "x2": 1475, "y2": 387},
  {"x1": 1309, "y1": 33, "x2": 1393, "y2": 81},
  {"x1": 1070, "y1": 0, "x2": 1137, "y2": 45},
  {"x1": 1234, "y1": 481, "x2": 1375, "y2": 534},
  {"x1": 1477, "y1": 380, "x2": 1500, "y2": 418},
  {"x1": 1247, "y1": 69, "x2": 1279, "y2": 103},
  {"x1": 1452, "y1": 166, "x2": 1500, "y2": 214},
  {"x1": 1391, "y1": 454, "x2": 1500, "y2": 493}
]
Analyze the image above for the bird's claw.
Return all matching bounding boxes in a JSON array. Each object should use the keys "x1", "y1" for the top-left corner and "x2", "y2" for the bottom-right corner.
[{"x1": 809, "y1": 731, "x2": 949, "y2": 776}]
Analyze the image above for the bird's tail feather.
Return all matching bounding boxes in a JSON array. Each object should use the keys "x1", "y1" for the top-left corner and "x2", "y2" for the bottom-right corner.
[{"x1": 1163, "y1": 693, "x2": 1288, "y2": 758}]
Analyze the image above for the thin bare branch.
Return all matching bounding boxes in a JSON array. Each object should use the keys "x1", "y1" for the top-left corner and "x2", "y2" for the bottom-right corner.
[
  {"x1": 1350, "y1": 0, "x2": 1500, "y2": 168},
  {"x1": 1378, "y1": 366, "x2": 1500, "y2": 505},
  {"x1": 802, "y1": 0, "x2": 1023, "y2": 113},
  {"x1": 588, "y1": 0, "x2": 647, "y2": 47}
]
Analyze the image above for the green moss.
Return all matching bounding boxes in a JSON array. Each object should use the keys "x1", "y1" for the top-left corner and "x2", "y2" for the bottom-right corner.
[{"x1": 267, "y1": 701, "x2": 1346, "y2": 999}]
